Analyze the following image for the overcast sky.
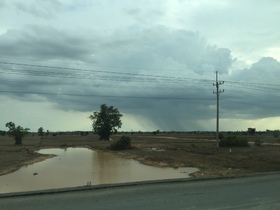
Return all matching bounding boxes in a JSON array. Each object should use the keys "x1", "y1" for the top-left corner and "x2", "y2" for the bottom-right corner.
[{"x1": 0, "y1": 0, "x2": 279, "y2": 132}]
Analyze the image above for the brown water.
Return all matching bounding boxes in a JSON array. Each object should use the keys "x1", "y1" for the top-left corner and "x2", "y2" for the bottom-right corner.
[{"x1": 0, "y1": 148, "x2": 198, "y2": 194}]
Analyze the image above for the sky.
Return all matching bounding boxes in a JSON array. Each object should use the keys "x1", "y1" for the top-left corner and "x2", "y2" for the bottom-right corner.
[{"x1": 0, "y1": 0, "x2": 279, "y2": 132}]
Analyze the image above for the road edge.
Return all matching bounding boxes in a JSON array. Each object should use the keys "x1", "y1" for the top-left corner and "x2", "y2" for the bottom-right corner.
[{"x1": 1, "y1": 171, "x2": 279, "y2": 198}]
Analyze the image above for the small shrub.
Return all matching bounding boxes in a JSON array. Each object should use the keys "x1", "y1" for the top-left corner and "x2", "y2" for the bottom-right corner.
[
  {"x1": 273, "y1": 131, "x2": 279, "y2": 138},
  {"x1": 80, "y1": 132, "x2": 88, "y2": 136},
  {"x1": 219, "y1": 133, "x2": 225, "y2": 140},
  {"x1": 254, "y1": 139, "x2": 263, "y2": 146},
  {"x1": 0, "y1": 130, "x2": 6, "y2": 136},
  {"x1": 220, "y1": 136, "x2": 249, "y2": 147},
  {"x1": 110, "y1": 136, "x2": 132, "y2": 150}
]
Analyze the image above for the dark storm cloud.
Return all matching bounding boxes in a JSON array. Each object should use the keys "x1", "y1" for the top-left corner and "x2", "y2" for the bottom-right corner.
[
  {"x1": 1, "y1": 23, "x2": 279, "y2": 130},
  {"x1": 0, "y1": 25, "x2": 96, "y2": 61},
  {"x1": 97, "y1": 26, "x2": 234, "y2": 75},
  {"x1": 221, "y1": 57, "x2": 280, "y2": 119}
]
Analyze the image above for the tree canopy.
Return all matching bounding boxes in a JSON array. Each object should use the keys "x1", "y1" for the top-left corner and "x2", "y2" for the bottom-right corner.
[
  {"x1": 38, "y1": 127, "x2": 44, "y2": 137},
  {"x1": 89, "y1": 104, "x2": 123, "y2": 140},
  {"x1": 5, "y1": 122, "x2": 30, "y2": 145}
]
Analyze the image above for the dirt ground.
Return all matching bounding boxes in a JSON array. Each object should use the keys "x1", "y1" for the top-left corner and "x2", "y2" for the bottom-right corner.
[{"x1": 1, "y1": 133, "x2": 280, "y2": 177}]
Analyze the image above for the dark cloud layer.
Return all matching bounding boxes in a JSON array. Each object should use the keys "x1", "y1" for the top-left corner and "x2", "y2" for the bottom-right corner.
[
  {"x1": 221, "y1": 57, "x2": 280, "y2": 120},
  {"x1": 0, "y1": 21, "x2": 279, "y2": 130},
  {"x1": 0, "y1": 25, "x2": 95, "y2": 61}
]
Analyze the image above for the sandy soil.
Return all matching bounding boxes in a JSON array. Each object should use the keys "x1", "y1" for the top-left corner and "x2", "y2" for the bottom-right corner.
[{"x1": 1, "y1": 133, "x2": 280, "y2": 177}]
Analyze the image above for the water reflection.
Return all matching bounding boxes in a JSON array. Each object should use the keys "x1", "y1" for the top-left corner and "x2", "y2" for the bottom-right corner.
[{"x1": 0, "y1": 148, "x2": 198, "y2": 194}]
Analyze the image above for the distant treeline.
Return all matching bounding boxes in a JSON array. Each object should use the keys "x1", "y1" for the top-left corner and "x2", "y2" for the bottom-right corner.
[
  {"x1": 1, "y1": 129, "x2": 279, "y2": 137},
  {"x1": 0, "y1": 130, "x2": 6, "y2": 136}
]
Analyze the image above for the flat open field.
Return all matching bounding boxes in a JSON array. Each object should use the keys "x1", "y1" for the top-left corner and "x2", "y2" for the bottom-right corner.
[{"x1": 1, "y1": 133, "x2": 280, "y2": 177}]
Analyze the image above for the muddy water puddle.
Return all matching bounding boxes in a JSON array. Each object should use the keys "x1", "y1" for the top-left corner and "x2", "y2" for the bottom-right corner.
[{"x1": 0, "y1": 148, "x2": 198, "y2": 193}]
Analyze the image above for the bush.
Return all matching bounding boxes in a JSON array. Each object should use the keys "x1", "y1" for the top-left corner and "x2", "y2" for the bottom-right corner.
[
  {"x1": 273, "y1": 131, "x2": 279, "y2": 138},
  {"x1": 254, "y1": 139, "x2": 263, "y2": 146},
  {"x1": 0, "y1": 130, "x2": 6, "y2": 136},
  {"x1": 80, "y1": 132, "x2": 88, "y2": 136},
  {"x1": 219, "y1": 133, "x2": 225, "y2": 140},
  {"x1": 220, "y1": 136, "x2": 249, "y2": 147},
  {"x1": 110, "y1": 136, "x2": 132, "y2": 150}
]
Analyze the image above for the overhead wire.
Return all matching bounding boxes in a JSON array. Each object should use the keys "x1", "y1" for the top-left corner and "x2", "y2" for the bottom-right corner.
[
  {"x1": 0, "y1": 90, "x2": 216, "y2": 101},
  {"x1": 225, "y1": 80, "x2": 280, "y2": 87},
  {"x1": 0, "y1": 78, "x2": 209, "y2": 92},
  {"x1": 0, "y1": 60, "x2": 279, "y2": 109},
  {"x1": 222, "y1": 99, "x2": 279, "y2": 109},
  {"x1": 1, "y1": 61, "x2": 279, "y2": 90},
  {"x1": 0, "y1": 68, "x2": 212, "y2": 84},
  {"x1": 1, "y1": 61, "x2": 279, "y2": 87},
  {"x1": 224, "y1": 83, "x2": 280, "y2": 93},
  {"x1": 0, "y1": 61, "x2": 214, "y2": 84}
]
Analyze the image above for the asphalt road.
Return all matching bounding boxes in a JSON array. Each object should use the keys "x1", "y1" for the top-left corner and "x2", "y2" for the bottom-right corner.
[{"x1": 1, "y1": 173, "x2": 280, "y2": 210}]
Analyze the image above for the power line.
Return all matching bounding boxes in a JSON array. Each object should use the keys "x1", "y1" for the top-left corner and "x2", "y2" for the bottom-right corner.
[
  {"x1": 0, "y1": 67, "x2": 211, "y2": 84},
  {"x1": 0, "y1": 78, "x2": 209, "y2": 92},
  {"x1": 225, "y1": 80, "x2": 280, "y2": 88},
  {"x1": 222, "y1": 99, "x2": 279, "y2": 109},
  {"x1": 1, "y1": 70, "x2": 279, "y2": 95},
  {"x1": 1, "y1": 61, "x2": 279, "y2": 89},
  {"x1": 0, "y1": 61, "x2": 214, "y2": 83},
  {"x1": 0, "y1": 90, "x2": 216, "y2": 101},
  {"x1": 0, "y1": 55, "x2": 194, "y2": 74},
  {"x1": 224, "y1": 83, "x2": 280, "y2": 93},
  {"x1": 1, "y1": 61, "x2": 280, "y2": 104}
]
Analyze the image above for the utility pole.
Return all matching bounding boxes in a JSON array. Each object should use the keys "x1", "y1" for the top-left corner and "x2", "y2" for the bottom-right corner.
[{"x1": 213, "y1": 71, "x2": 224, "y2": 152}]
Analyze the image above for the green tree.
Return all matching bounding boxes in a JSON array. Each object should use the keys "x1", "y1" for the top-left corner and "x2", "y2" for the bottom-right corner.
[
  {"x1": 5, "y1": 122, "x2": 30, "y2": 145},
  {"x1": 38, "y1": 127, "x2": 44, "y2": 137},
  {"x1": 89, "y1": 104, "x2": 123, "y2": 140}
]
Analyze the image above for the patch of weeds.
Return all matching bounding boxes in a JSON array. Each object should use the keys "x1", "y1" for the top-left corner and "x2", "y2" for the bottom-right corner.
[
  {"x1": 191, "y1": 144, "x2": 196, "y2": 148},
  {"x1": 220, "y1": 136, "x2": 249, "y2": 147},
  {"x1": 110, "y1": 136, "x2": 132, "y2": 150},
  {"x1": 254, "y1": 139, "x2": 263, "y2": 147}
]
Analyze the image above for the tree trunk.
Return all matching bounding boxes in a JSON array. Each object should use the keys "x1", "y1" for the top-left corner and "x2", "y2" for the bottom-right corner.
[
  {"x1": 100, "y1": 134, "x2": 110, "y2": 140},
  {"x1": 15, "y1": 136, "x2": 22, "y2": 145},
  {"x1": 99, "y1": 129, "x2": 110, "y2": 140}
]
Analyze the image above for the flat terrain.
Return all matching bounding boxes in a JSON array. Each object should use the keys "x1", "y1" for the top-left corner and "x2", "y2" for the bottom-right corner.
[{"x1": 1, "y1": 133, "x2": 280, "y2": 177}]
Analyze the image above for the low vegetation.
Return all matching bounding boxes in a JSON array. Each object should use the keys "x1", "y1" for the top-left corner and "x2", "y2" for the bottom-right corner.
[
  {"x1": 254, "y1": 139, "x2": 263, "y2": 146},
  {"x1": 220, "y1": 135, "x2": 249, "y2": 147},
  {"x1": 273, "y1": 130, "x2": 280, "y2": 138},
  {"x1": 110, "y1": 136, "x2": 132, "y2": 150}
]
